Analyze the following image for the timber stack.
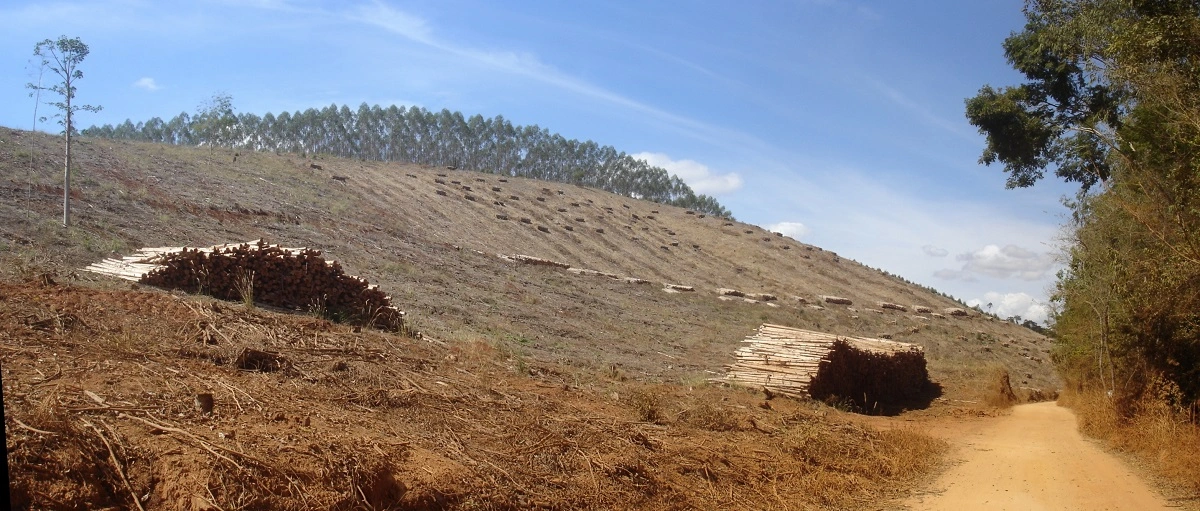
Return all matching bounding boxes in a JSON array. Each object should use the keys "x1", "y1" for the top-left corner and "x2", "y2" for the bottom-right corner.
[
  {"x1": 720, "y1": 324, "x2": 931, "y2": 411},
  {"x1": 83, "y1": 240, "x2": 406, "y2": 331}
]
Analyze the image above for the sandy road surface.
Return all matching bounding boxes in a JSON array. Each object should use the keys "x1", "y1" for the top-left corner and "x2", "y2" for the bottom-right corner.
[{"x1": 903, "y1": 402, "x2": 1171, "y2": 510}]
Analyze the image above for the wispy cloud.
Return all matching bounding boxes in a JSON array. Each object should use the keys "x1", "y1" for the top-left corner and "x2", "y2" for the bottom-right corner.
[
  {"x1": 133, "y1": 77, "x2": 160, "y2": 91},
  {"x1": 854, "y1": 5, "x2": 883, "y2": 21},
  {"x1": 345, "y1": 1, "x2": 433, "y2": 44},
  {"x1": 922, "y1": 244, "x2": 948, "y2": 257},
  {"x1": 338, "y1": 2, "x2": 775, "y2": 155},
  {"x1": 866, "y1": 78, "x2": 976, "y2": 141},
  {"x1": 631, "y1": 152, "x2": 743, "y2": 195},
  {"x1": 802, "y1": 0, "x2": 883, "y2": 20},
  {"x1": 932, "y1": 268, "x2": 976, "y2": 282}
]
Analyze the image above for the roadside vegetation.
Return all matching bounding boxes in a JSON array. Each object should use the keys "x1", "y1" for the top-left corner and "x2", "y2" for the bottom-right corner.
[{"x1": 967, "y1": 0, "x2": 1200, "y2": 491}]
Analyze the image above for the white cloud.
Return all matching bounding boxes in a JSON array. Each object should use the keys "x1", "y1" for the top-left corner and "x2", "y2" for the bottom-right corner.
[
  {"x1": 933, "y1": 244, "x2": 1056, "y2": 282},
  {"x1": 957, "y1": 244, "x2": 1057, "y2": 280},
  {"x1": 922, "y1": 244, "x2": 948, "y2": 257},
  {"x1": 767, "y1": 221, "x2": 811, "y2": 240},
  {"x1": 631, "y1": 152, "x2": 743, "y2": 195},
  {"x1": 967, "y1": 292, "x2": 1049, "y2": 325},
  {"x1": 132, "y1": 77, "x2": 160, "y2": 91}
]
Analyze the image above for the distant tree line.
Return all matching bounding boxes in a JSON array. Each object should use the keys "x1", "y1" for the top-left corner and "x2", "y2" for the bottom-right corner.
[{"x1": 83, "y1": 101, "x2": 732, "y2": 217}]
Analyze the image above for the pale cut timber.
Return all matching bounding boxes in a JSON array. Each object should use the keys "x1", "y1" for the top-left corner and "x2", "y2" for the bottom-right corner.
[
  {"x1": 82, "y1": 240, "x2": 308, "y2": 281},
  {"x1": 716, "y1": 323, "x2": 923, "y2": 397}
]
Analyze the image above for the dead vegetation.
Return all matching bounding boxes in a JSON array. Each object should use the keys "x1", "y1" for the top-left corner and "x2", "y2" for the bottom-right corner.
[
  {"x1": 986, "y1": 368, "x2": 1020, "y2": 408},
  {"x1": 2, "y1": 279, "x2": 947, "y2": 510},
  {"x1": 0, "y1": 127, "x2": 1059, "y2": 399},
  {"x1": 0, "y1": 128, "x2": 1075, "y2": 508},
  {"x1": 1060, "y1": 387, "x2": 1200, "y2": 500}
]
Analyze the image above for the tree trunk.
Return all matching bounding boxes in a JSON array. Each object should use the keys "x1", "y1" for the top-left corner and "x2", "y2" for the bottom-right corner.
[{"x1": 63, "y1": 84, "x2": 72, "y2": 227}]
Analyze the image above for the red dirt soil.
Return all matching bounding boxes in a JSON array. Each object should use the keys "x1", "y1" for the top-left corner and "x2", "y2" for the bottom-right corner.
[{"x1": 3, "y1": 278, "x2": 944, "y2": 510}]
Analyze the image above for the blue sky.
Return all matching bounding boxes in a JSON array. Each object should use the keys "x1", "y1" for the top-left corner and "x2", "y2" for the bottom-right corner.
[{"x1": 0, "y1": 0, "x2": 1072, "y2": 323}]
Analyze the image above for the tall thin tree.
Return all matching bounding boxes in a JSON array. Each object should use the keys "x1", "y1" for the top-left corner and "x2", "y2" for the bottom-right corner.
[{"x1": 28, "y1": 36, "x2": 102, "y2": 227}]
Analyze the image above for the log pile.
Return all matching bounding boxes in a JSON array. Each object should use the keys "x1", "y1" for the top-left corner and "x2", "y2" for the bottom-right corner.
[
  {"x1": 663, "y1": 283, "x2": 695, "y2": 292},
  {"x1": 717, "y1": 288, "x2": 746, "y2": 297},
  {"x1": 83, "y1": 240, "x2": 406, "y2": 331},
  {"x1": 878, "y1": 302, "x2": 907, "y2": 312},
  {"x1": 567, "y1": 268, "x2": 621, "y2": 279},
  {"x1": 501, "y1": 254, "x2": 571, "y2": 268},
  {"x1": 719, "y1": 324, "x2": 931, "y2": 411}
]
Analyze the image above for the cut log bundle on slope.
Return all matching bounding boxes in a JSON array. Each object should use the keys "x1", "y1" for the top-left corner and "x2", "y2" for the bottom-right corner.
[
  {"x1": 501, "y1": 254, "x2": 571, "y2": 268},
  {"x1": 83, "y1": 240, "x2": 406, "y2": 331},
  {"x1": 719, "y1": 324, "x2": 931, "y2": 412}
]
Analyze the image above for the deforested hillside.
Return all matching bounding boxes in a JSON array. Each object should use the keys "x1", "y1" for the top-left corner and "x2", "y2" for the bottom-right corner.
[
  {"x1": 0, "y1": 127, "x2": 1057, "y2": 395},
  {"x1": 83, "y1": 103, "x2": 731, "y2": 217},
  {"x1": 0, "y1": 126, "x2": 1064, "y2": 510}
]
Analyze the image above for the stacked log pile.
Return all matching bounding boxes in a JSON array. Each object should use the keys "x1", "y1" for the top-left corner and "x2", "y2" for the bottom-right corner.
[
  {"x1": 83, "y1": 240, "x2": 406, "y2": 331},
  {"x1": 663, "y1": 283, "x2": 695, "y2": 292},
  {"x1": 567, "y1": 268, "x2": 621, "y2": 279},
  {"x1": 501, "y1": 254, "x2": 572, "y2": 268},
  {"x1": 878, "y1": 302, "x2": 907, "y2": 312},
  {"x1": 720, "y1": 324, "x2": 931, "y2": 411},
  {"x1": 807, "y1": 338, "x2": 931, "y2": 413}
]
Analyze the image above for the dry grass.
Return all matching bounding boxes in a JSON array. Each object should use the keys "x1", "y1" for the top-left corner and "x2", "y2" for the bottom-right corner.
[
  {"x1": 0, "y1": 126, "x2": 1061, "y2": 401},
  {"x1": 2, "y1": 127, "x2": 1078, "y2": 506},
  {"x1": 1060, "y1": 389, "x2": 1200, "y2": 497},
  {"x1": 676, "y1": 400, "x2": 741, "y2": 432},
  {"x1": 232, "y1": 268, "x2": 255, "y2": 308},
  {"x1": 978, "y1": 366, "x2": 1020, "y2": 408},
  {"x1": 1, "y1": 278, "x2": 949, "y2": 510},
  {"x1": 775, "y1": 415, "x2": 947, "y2": 508}
]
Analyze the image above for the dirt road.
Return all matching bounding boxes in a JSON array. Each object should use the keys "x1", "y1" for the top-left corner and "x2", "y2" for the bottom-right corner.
[{"x1": 903, "y1": 402, "x2": 1171, "y2": 510}]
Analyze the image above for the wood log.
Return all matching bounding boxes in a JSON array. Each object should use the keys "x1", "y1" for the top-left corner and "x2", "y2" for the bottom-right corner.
[
  {"x1": 84, "y1": 240, "x2": 407, "y2": 332},
  {"x1": 719, "y1": 323, "x2": 928, "y2": 403},
  {"x1": 820, "y1": 295, "x2": 853, "y2": 305}
]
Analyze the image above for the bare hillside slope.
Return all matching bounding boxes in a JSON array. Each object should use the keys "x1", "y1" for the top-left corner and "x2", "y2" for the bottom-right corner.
[{"x1": 0, "y1": 127, "x2": 1057, "y2": 395}]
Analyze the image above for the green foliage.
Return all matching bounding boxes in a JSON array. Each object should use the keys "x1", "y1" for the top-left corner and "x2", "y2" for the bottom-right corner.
[
  {"x1": 193, "y1": 92, "x2": 237, "y2": 151},
  {"x1": 28, "y1": 36, "x2": 103, "y2": 135},
  {"x1": 964, "y1": 3, "x2": 1122, "y2": 190},
  {"x1": 28, "y1": 35, "x2": 102, "y2": 227},
  {"x1": 980, "y1": 0, "x2": 1200, "y2": 411}
]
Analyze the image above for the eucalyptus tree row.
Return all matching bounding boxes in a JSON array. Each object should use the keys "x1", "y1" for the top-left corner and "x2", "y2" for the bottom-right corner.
[{"x1": 84, "y1": 102, "x2": 731, "y2": 217}]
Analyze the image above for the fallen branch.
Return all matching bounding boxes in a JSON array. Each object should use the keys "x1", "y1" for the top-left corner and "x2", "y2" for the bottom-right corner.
[
  {"x1": 12, "y1": 417, "x2": 56, "y2": 435},
  {"x1": 119, "y1": 413, "x2": 244, "y2": 470},
  {"x1": 80, "y1": 418, "x2": 146, "y2": 511}
]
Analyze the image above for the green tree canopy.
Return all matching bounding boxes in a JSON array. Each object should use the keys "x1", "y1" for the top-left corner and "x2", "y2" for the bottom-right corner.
[
  {"x1": 28, "y1": 35, "x2": 102, "y2": 227},
  {"x1": 193, "y1": 92, "x2": 237, "y2": 151},
  {"x1": 971, "y1": 0, "x2": 1200, "y2": 413},
  {"x1": 85, "y1": 103, "x2": 733, "y2": 218},
  {"x1": 965, "y1": 1, "x2": 1127, "y2": 190}
]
